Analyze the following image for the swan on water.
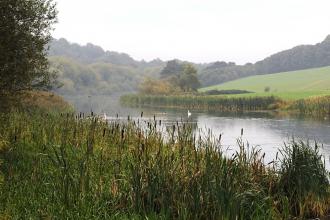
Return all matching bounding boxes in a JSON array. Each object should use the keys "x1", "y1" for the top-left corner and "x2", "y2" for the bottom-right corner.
[
  {"x1": 103, "y1": 113, "x2": 108, "y2": 121},
  {"x1": 188, "y1": 110, "x2": 192, "y2": 117}
]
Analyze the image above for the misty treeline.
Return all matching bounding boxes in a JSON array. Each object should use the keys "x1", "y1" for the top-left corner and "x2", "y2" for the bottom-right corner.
[
  {"x1": 49, "y1": 38, "x2": 165, "y2": 95},
  {"x1": 51, "y1": 35, "x2": 330, "y2": 96}
]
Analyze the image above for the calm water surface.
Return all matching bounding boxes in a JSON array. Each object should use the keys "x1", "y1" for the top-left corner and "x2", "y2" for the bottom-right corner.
[{"x1": 66, "y1": 95, "x2": 330, "y2": 166}]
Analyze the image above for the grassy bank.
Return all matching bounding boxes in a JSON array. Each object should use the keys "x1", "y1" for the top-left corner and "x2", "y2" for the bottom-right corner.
[
  {"x1": 0, "y1": 112, "x2": 329, "y2": 219},
  {"x1": 0, "y1": 91, "x2": 73, "y2": 113},
  {"x1": 121, "y1": 94, "x2": 330, "y2": 116},
  {"x1": 200, "y1": 66, "x2": 330, "y2": 100}
]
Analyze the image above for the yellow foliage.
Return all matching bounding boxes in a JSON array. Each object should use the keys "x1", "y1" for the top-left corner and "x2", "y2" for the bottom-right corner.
[
  {"x1": 0, "y1": 135, "x2": 8, "y2": 153},
  {"x1": 21, "y1": 91, "x2": 73, "y2": 112},
  {"x1": 139, "y1": 77, "x2": 181, "y2": 95}
]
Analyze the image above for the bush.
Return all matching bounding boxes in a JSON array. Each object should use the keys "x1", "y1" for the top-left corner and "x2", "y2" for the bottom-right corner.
[{"x1": 264, "y1": 86, "x2": 271, "y2": 92}]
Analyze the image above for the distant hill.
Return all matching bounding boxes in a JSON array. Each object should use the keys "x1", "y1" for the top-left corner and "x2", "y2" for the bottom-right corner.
[
  {"x1": 49, "y1": 38, "x2": 166, "y2": 67},
  {"x1": 200, "y1": 66, "x2": 330, "y2": 100},
  {"x1": 48, "y1": 38, "x2": 165, "y2": 96},
  {"x1": 49, "y1": 35, "x2": 330, "y2": 95},
  {"x1": 200, "y1": 35, "x2": 330, "y2": 86}
]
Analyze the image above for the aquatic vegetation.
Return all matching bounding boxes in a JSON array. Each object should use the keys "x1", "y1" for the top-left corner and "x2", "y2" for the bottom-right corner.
[
  {"x1": 121, "y1": 94, "x2": 330, "y2": 117},
  {"x1": 0, "y1": 112, "x2": 329, "y2": 219},
  {"x1": 121, "y1": 94, "x2": 283, "y2": 112},
  {"x1": 290, "y1": 96, "x2": 330, "y2": 116}
]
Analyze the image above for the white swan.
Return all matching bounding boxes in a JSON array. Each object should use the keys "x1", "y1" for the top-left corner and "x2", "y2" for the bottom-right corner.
[
  {"x1": 103, "y1": 113, "x2": 108, "y2": 121},
  {"x1": 187, "y1": 110, "x2": 192, "y2": 117}
]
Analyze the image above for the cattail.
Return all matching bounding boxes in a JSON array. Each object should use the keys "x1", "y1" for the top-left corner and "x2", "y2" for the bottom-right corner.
[{"x1": 121, "y1": 129, "x2": 125, "y2": 140}]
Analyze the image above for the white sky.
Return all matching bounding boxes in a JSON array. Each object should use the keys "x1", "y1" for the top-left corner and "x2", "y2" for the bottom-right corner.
[{"x1": 53, "y1": 0, "x2": 330, "y2": 64}]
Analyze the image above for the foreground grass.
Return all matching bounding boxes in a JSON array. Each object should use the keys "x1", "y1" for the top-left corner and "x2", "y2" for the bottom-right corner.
[
  {"x1": 200, "y1": 66, "x2": 330, "y2": 100},
  {"x1": 0, "y1": 112, "x2": 329, "y2": 219}
]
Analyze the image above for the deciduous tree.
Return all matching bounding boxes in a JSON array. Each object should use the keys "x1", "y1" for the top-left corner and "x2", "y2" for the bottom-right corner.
[{"x1": 0, "y1": 0, "x2": 58, "y2": 95}]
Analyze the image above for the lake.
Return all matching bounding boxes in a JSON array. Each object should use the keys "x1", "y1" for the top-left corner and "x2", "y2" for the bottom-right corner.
[{"x1": 65, "y1": 95, "x2": 330, "y2": 167}]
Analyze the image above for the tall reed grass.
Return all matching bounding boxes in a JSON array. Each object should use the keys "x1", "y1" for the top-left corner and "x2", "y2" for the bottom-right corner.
[
  {"x1": 121, "y1": 94, "x2": 282, "y2": 112},
  {"x1": 121, "y1": 94, "x2": 330, "y2": 117},
  {"x1": 0, "y1": 111, "x2": 329, "y2": 219},
  {"x1": 290, "y1": 96, "x2": 330, "y2": 116}
]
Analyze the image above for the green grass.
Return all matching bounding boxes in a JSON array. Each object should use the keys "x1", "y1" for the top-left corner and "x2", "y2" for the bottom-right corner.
[
  {"x1": 200, "y1": 66, "x2": 330, "y2": 100},
  {"x1": 0, "y1": 111, "x2": 329, "y2": 219},
  {"x1": 220, "y1": 91, "x2": 330, "y2": 100}
]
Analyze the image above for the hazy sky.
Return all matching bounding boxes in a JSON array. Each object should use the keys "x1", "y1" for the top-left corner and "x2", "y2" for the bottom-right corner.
[{"x1": 53, "y1": 0, "x2": 330, "y2": 64}]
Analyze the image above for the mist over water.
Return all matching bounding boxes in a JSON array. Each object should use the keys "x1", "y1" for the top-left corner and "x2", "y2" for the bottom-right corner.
[{"x1": 65, "y1": 95, "x2": 330, "y2": 167}]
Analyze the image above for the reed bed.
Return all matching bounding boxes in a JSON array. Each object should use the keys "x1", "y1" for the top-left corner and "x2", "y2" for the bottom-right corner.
[
  {"x1": 290, "y1": 96, "x2": 330, "y2": 116},
  {"x1": 0, "y1": 111, "x2": 329, "y2": 219},
  {"x1": 121, "y1": 94, "x2": 330, "y2": 117},
  {"x1": 120, "y1": 94, "x2": 283, "y2": 112}
]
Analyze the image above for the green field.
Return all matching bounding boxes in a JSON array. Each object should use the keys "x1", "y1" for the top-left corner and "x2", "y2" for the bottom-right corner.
[{"x1": 200, "y1": 66, "x2": 330, "y2": 100}]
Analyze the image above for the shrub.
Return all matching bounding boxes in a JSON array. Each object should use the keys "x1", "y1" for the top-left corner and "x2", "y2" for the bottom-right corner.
[{"x1": 264, "y1": 86, "x2": 271, "y2": 92}]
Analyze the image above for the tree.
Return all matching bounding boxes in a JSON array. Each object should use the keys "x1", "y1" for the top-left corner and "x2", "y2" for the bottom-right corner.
[
  {"x1": 179, "y1": 64, "x2": 200, "y2": 92},
  {"x1": 0, "y1": 0, "x2": 58, "y2": 95},
  {"x1": 160, "y1": 60, "x2": 184, "y2": 78},
  {"x1": 159, "y1": 61, "x2": 200, "y2": 93}
]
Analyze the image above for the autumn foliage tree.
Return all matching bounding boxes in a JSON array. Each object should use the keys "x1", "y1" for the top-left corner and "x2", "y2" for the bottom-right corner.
[{"x1": 139, "y1": 62, "x2": 201, "y2": 95}]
